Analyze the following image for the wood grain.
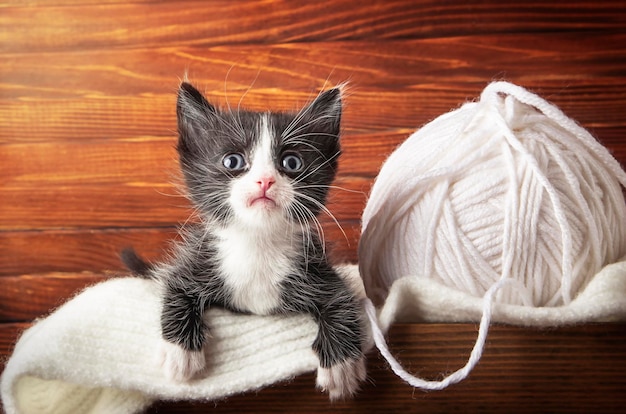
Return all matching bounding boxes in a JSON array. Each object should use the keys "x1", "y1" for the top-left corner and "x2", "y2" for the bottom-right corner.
[
  {"x1": 0, "y1": 179, "x2": 369, "y2": 229},
  {"x1": 3, "y1": 34, "x2": 626, "y2": 138},
  {"x1": 3, "y1": 33, "x2": 626, "y2": 235},
  {"x1": 3, "y1": 32, "x2": 626, "y2": 99},
  {"x1": 3, "y1": 83, "x2": 626, "y2": 143},
  {"x1": 0, "y1": 272, "x2": 110, "y2": 322},
  {"x1": 1, "y1": 321, "x2": 624, "y2": 413},
  {"x1": 0, "y1": 222, "x2": 361, "y2": 281},
  {"x1": 2, "y1": 1, "x2": 624, "y2": 54},
  {"x1": 2, "y1": 1, "x2": 626, "y2": 412},
  {"x1": 0, "y1": 228, "x2": 177, "y2": 277}
]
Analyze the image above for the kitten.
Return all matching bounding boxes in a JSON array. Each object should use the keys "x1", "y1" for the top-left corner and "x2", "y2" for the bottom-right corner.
[{"x1": 124, "y1": 82, "x2": 367, "y2": 400}]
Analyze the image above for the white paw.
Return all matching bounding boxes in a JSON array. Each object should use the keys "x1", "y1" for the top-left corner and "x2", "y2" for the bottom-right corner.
[
  {"x1": 158, "y1": 341, "x2": 206, "y2": 382},
  {"x1": 316, "y1": 357, "x2": 367, "y2": 401}
]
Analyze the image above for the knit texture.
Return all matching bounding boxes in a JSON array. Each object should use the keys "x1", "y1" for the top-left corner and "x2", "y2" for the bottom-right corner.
[
  {"x1": 1, "y1": 276, "x2": 320, "y2": 414},
  {"x1": 377, "y1": 258, "x2": 626, "y2": 331}
]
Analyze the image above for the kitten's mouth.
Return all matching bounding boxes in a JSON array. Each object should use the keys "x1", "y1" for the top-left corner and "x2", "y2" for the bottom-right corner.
[{"x1": 249, "y1": 196, "x2": 277, "y2": 209}]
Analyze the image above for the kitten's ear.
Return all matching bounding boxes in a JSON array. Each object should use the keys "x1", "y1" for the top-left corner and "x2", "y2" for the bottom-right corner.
[
  {"x1": 177, "y1": 82, "x2": 217, "y2": 153},
  {"x1": 302, "y1": 87, "x2": 342, "y2": 137}
]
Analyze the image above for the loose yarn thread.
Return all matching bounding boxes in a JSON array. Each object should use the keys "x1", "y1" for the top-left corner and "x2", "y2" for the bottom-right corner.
[{"x1": 359, "y1": 82, "x2": 626, "y2": 390}]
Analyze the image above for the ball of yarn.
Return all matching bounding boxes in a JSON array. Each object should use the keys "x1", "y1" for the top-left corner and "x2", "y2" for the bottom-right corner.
[{"x1": 359, "y1": 82, "x2": 626, "y2": 309}]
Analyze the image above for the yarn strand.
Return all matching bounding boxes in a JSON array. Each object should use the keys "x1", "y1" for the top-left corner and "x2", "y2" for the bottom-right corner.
[{"x1": 364, "y1": 279, "x2": 510, "y2": 390}]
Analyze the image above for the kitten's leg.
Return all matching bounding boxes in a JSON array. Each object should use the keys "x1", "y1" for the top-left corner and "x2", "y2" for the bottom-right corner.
[
  {"x1": 312, "y1": 302, "x2": 367, "y2": 400},
  {"x1": 159, "y1": 285, "x2": 208, "y2": 381}
]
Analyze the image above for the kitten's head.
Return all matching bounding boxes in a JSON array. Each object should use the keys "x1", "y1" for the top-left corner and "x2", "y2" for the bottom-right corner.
[{"x1": 176, "y1": 82, "x2": 342, "y2": 230}]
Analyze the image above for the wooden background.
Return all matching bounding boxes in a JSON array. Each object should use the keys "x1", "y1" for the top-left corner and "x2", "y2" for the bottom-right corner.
[{"x1": 1, "y1": 0, "x2": 626, "y2": 412}]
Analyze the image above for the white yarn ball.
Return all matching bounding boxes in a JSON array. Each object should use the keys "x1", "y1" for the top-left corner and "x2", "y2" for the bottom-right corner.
[{"x1": 359, "y1": 82, "x2": 626, "y2": 309}]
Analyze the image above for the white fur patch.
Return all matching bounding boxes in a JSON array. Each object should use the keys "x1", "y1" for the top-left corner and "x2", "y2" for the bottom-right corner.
[
  {"x1": 215, "y1": 225, "x2": 298, "y2": 314},
  {"x1": 316, "y1": 357, "x2": 367, "y2": 401},
  {"x1": 217, "y1": 114, "x2": 300, "y2": 314},
  {"x1": 159, "y1": 341, "x2": 206, "y2": 382},
  {"x1": 228, "y1": 114, "x2": 295, "y2": 227}
]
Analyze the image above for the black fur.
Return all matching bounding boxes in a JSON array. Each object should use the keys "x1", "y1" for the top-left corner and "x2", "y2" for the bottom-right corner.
[
  {"x1": 279, "y1": 233, "x2": 363, "y2": 367},
  {"x1": 158, "y1": 230, "x2": 231, "y2": 351},
  {"x1": 120, "y1": 247, "x2": 153, "y2": 277}
]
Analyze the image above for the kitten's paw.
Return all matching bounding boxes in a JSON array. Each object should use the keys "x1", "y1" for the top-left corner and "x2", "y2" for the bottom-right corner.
[
  {"x1": 158, "y1": 341, "x2": 206, "y2": 382},
  {"x1": 316, "y1": 356, "x2": 367, "y2": 401}
]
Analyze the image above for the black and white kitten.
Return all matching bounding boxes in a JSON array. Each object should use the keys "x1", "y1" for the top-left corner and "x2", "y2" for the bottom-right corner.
[{"x1": 126, "y1": 82, "x2": 366, "y2": 400}]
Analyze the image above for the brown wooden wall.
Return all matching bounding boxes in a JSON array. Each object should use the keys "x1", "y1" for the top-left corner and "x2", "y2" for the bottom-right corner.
[{"x1": 2, "y1": 1, "x2": 626, "y2": 412}]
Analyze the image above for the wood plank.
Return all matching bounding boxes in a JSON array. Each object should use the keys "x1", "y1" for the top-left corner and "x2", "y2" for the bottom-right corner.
[
  {"x1": 0, "y1": 272, "x2": 110, "y2": 323},
  {"x1": 0, "y1": 137, "x2": 179, "y2": 187},
  {"x1": 0, "y1": 322, "x2": 26, "y2": 359},
  {"x1": 0, "y1": 222, "x2": 360, "y2": 278},
  {"x1": 1, "y1": 1, "x2": 624, "y2": 54},
  {"x1": 0, "y1": 227, "x2": 177, "y2": 277},
  {"x1": 3, "y1": 33, "x2": 626, "y2": 102},
  {"x1": 0, "y1": 184, "x2": 188, "y2": 229},
  {"x1": 1, "y1": 0, "x2": 625, "y2": 412},
  {"x1": 0, "y1": 176, "x2": 369, "y2": 230},
  {"x1": 0, "y1": 322, "x2": 624, "y2": 413}
]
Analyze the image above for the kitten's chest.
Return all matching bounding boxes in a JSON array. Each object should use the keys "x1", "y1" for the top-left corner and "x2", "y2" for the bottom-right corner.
[{"x1": 214, "y1": 229, "x2": 298, "y2": 315}]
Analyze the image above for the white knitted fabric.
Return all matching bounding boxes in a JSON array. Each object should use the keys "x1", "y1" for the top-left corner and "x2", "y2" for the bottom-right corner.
[
  {"x1": 1, "y1": 276, "x2": 320, "y2": 414},
  {"x1": 2, "y1": 265, "x2": 626, "y2": 413},
  {"x1": 377, "y1": 258, "x2": 626, "y2": 331}
]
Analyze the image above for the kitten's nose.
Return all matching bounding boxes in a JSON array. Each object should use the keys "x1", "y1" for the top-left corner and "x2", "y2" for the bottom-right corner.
[{"x1": 257, "y1": 176, "x2": 275, "y2": 193}]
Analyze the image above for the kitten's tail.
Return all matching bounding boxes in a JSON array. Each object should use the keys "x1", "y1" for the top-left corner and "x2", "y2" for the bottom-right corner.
[{"x1": 120, "y1": 247, "x2": 155, "y2": 278}]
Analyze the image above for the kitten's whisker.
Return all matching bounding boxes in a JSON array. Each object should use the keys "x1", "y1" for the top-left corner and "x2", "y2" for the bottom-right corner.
[
  {"x1": 294, "y1": 151, "x2": 341, "y2": 184},
  {"x1": 295, "y1": 192, "x2": 348, "y2": 246},
  {"x1": 218, "y1": 112, "x2": 246, "y2": 141},
  {"x1": 297, "y1": 184, "x2": 365, "y2": 196},
  {"x1": 290, "y1": 205, "x2": 311, "y2": 269},
  {"x1": 320, "y1": 70, "x2": 336, "y2": 94},
  {"x1": 281, "y1": 102, "x2": 314, "y2": 140},
  {"x1": 282, "y1": 139, "x2": 326, "y2": 156},
  {"x1": 220, "y1": 65, "x2": 248, "y2": 140},
  {"x1": 291, "y1": 204, "x2": 316, "y2": 269},
  {"x1": 284, "y1": 112, "x2": 339, "y2": 132},
  {"x1": 202, "y1": 198, "x2": 232, "y2": 222},
  {"x1": 237, "y1": 69, "x2": 261, "y2": 119},
  {"x1": 153, "y1": 188, "x2": 189, "y2": 199},
  {"x1": 284, "y1": 132, "x2": 340, "y2": 142},
  {"x1": 223, "y1": 64, "x2": 236, "y2": 115},
  {"x1": 281, "y1": 114, "x2": 340, "y2": 143},
  {"x1": 281, "y1": 86, "x2": 332, "y2": 140},
  {"x1": 291, "y1": 199, "x2": 326, "y2": 259}
]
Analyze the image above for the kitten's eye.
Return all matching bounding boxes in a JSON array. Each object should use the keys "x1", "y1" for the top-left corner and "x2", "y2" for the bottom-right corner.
[
  {"x1": 281, "y1": 153, "x2": 304, "y2": 173},
  {"x1": 222, "y1": 153, "x2": 246, "y2": 171}
]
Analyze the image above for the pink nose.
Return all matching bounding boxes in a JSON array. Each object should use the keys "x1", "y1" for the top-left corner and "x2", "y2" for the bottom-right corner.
[{"x1": 257, "y1": 176, "x2": 275, "y2": 192}]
